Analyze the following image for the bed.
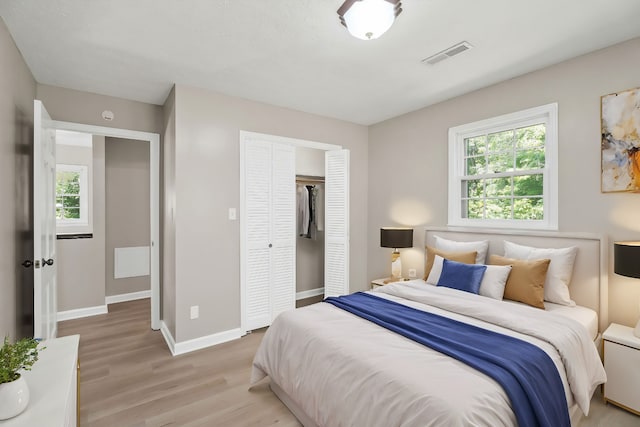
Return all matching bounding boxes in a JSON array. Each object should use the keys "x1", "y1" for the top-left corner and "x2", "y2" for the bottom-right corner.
[{"x1": 250, "y1": 228, "x2": 608, "y2": 426}]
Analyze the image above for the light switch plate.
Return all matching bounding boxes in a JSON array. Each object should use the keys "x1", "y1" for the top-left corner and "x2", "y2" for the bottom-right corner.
[{"x1": 228, "y1": 208, "x2": 237, "y2": 220}]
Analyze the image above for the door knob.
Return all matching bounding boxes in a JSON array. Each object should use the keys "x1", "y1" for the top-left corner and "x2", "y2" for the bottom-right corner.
[
  {"x1": 42, "y1": 258, "x2": 54, "y2": 266},
  {"x1": 21, "y1": 260, "x2": 33, "y2": 268}
]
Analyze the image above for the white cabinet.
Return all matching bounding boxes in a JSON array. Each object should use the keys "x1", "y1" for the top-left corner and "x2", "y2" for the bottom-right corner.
[
  {"x1": 1, "y1": 335, "x2": 80, "y2": 426},
  {"x1": 603, "y1": 323, "x2": 640, "y2": 415}
]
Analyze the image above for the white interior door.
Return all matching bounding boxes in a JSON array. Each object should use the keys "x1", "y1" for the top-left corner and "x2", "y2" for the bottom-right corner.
[
  {"x1": 241, "y1": 138, "x2": 296, "y2": 332},
  {"x1": 270, "y1": 143, "x2": 295, "y2": 320},
  {"x1": 324, "y1": 149, "x2": 350, "y2": 297},
  {"x1": 242, "y1": 140, "x2": 272, "y2": 331},
  {"x1": 33, "y1": 100, "x2": 57, "y2": 340}
]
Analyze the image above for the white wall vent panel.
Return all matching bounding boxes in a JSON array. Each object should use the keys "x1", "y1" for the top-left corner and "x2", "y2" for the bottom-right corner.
[{"x1": 114, "y1": 246, "x2": 150, "y2": 279}]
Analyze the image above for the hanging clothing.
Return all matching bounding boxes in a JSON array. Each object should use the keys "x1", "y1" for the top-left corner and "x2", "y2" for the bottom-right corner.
[
  {"x1": 297, "y1": 184, "x2": 310, "y2": 236},
  {"x1": 315, "y1": 185, "x2": 324, "y2": 231},
  {"x1": 307, "y1": 185, "x2": 317, "y2": 240},
  {"x1": 297, "y1": 182, "x2": 324, "y2": 239}
]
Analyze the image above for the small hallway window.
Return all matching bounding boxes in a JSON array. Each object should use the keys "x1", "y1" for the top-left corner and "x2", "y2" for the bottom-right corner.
[
  {"x1": 56, "y1": 164, "x2": 88, "y2": 226},
  {"x1": 55, "y1": 129, "x2": 94, "y2": 235}
]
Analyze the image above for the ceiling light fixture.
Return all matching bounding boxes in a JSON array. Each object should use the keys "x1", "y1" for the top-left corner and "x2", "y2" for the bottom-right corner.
[{"x1": 337, "y1": 0, "x2": 402, "y2": 41}]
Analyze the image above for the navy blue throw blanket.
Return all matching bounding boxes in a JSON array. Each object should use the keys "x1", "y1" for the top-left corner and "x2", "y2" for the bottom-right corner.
[{"x1": 324, "y1": 292, "x2": 570, "y2": 427}]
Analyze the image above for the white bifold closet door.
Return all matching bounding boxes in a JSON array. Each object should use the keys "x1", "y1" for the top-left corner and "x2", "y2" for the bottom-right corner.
[
  {"x1": 324, "y1": 149, "x2": 350, "y2": 297},
  {"x1": 241, "y1": 134, "x2": 350, "y2": 333},
  {"x1": 243, "y1": 139, "x2": 296, "y2": 331}
]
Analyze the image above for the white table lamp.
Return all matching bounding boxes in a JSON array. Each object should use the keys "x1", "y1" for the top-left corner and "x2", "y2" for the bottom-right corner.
[{"x1": 380, "y1": 227, "x2": 413, "y2": 283}]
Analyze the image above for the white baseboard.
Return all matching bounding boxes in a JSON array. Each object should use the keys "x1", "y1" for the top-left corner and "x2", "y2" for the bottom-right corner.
[
  {"x1": 57, "y1": 305, "x2": 108, "y2": 322},
  {"x1": 160, "y1": 321, "x2": 177, "y2": 355},
  {"x1": 296, "y1": 287, "x2": 324, "y2": 300},
  {"x1": 105, "y1": 290, "x2": 151, "y2": 305},
  {"x1": 160, "y1": 321, "x2": 242, "y2": 356}
]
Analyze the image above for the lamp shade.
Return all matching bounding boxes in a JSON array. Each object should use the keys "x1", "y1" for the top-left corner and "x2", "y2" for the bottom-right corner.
[
  {"x1": 614, "y1": 241, "x2": 640, "y2": 279},
  {"x1": 380, "y1": 228, "x2": 413, "y2": 249},
  {"x1": 337, "y1": 0, "x2": 402, "y2": 41}
]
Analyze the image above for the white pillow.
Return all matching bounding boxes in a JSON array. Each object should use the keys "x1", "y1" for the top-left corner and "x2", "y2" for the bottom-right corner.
[
  {"x1": 426, "y1": 255, "x2": 511, "y2": 300},
  {"x1": 503, "y1": 241, "x2": 578, "y2": 306},
  {"x1": 478, "y1": 264, "x2": 512, "y2": 300},
  {"x1": 425, "y1": 255, "x2": 446, "y2": 285},
  {"x1": 434, "y1": 235, "x2": 489, "y2": 264}
]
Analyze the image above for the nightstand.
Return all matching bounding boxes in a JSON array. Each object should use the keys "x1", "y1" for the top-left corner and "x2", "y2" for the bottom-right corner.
[
  {"x1": 371, "y1": 278, "x2": 388, "y2": 289},
  {"x1": 603, "y1": 323, "x2": 640, "y2": 415},
  {"x1": 371, "y1": 278, "x2": 411, "y2": 289}
]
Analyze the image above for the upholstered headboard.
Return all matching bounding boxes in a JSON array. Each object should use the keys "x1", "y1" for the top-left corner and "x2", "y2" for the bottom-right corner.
[{"x1": 425, "y1": 227, "x2": 608, "y2": 331}]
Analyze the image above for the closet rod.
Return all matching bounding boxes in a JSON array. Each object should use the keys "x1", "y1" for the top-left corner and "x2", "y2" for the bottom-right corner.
[{"x1": 296, "y1": 175, "x2": 325, "y2": 184}]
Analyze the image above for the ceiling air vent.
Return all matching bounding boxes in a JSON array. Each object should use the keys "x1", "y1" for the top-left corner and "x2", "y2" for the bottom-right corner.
[{"x1": 422, "y1": 41, "x2": 473, "y2": 66}]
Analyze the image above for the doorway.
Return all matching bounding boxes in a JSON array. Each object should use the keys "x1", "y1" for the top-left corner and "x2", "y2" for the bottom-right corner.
[{"x1": 52, "y1": 120, "x2": 161, "y2": 330}]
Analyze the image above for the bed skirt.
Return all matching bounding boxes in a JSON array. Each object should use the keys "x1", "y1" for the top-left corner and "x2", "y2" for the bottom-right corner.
[
  {"x1": 270, "y1": 380, "x2": 319, "y2": 427},
  {"x1": 269, "y1": 378, "x2": 586, "y2": 427}
]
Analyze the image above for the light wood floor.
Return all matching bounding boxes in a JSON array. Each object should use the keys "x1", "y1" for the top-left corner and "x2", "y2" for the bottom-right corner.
[
  {"x1": 58, "y1": 299, "x2": 300, "y2": 426},
  {"x1": 59, "y1": 298, "x2": 640, "y2": 427}
]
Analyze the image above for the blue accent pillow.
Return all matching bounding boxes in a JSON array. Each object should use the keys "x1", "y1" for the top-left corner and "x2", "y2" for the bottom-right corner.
[{"x1": 436, "y1": 258, "x2": 487, "y2": 294}]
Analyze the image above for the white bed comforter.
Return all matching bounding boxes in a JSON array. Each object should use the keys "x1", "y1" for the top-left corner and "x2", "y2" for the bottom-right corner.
[{"x1": 251, "y1": 282, "x2": 606, "y2": 427}]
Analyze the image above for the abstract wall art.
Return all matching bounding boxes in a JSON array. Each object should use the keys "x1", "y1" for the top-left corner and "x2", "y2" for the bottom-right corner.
[{"x1": 601, "y1": 86, "x2": 640, "y2": 193}]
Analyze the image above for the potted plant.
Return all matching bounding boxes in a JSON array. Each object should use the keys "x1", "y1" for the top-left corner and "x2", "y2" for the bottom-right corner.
[{"x1": 0, "y1": 336, "x2": 42, "y2": 420}]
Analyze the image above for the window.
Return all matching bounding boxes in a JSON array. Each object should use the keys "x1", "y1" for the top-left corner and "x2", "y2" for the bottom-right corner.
[
  {"x1": 56, "y1": 164, "x2": 89, "y2": 230},
  {"x1": 448, "y1": 103, "x2": 558, "y2": 230}
]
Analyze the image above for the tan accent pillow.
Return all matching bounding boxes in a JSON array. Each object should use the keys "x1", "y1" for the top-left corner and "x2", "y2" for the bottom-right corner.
[
  {"x1": 489, "y1": 255, "x2": 551, "y2": 309},
  {"x1": 423, "y1": 246, "x2": 477, "y2": 280}
]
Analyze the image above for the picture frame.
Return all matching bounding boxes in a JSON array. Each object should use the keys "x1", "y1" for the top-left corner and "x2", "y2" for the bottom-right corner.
[{"x1": 601, "y1": 86, "x2": 640, "y2": 193}]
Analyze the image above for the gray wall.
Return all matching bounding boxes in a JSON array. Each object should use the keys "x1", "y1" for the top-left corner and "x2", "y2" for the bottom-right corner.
[
  {"x1": 0, "y1": 18, "x2": 37, "y2": 339},
  {"x1": 57, "y1": 136, "x2": 106, "y2": 311},
  {"x1": 368, "y1": 37, "x2": 640, "y2": 328},
  {"x1": 169, "y1": 84, "x2": 368, "y2": 342},
  {"x1": 105, "y1": 137, "x2": 150, "y2": 297},
  {"x1": 36, "y1": 84, "x2": 163, "y2": 134}
]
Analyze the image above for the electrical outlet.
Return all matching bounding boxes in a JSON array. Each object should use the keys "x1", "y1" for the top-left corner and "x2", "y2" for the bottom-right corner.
[
  {"x1": 190, "y1": 305, "x2": 199, "y2": 319},
  {"x1": 408, "y1": 268, "x2": 417, "y2": 278}
]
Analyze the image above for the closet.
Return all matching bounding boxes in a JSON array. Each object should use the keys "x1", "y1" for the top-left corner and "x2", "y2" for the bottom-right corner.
[
  {"x1": 240, "y1": 132, "x2": 349, "y2": 333},
  {"x1": 295, "y1": 144, "x2": 328, "y2": 300},
  {"x1": 296, "y1": 156, "x2": 325, "y2": 299}
]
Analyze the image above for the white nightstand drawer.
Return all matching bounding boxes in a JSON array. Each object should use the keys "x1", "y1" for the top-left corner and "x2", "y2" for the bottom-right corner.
[{"x1": 604, "y1": 339, "x2": 640, "y2": 412}]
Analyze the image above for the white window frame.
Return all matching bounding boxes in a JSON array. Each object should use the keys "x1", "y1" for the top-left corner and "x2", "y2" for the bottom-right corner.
[
  {"x1": 56, "y1": 163, "x2": 91, "y2": 233},
  {"x1": 448, "y1": 103, "x2": 558, "y2": 230}
]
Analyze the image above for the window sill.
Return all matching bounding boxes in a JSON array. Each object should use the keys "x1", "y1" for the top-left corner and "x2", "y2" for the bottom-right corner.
[
  {"x1": 447, "y1": 219, "x2": 558, "y2": 232},
  {"x1": 56, "y1": 233, "x2": 93, "y2": 240}
]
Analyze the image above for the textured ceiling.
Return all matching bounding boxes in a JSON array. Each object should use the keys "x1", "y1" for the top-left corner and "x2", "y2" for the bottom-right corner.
[{"x1": 2, "y1": 0, "x2": 640, "y2": 125}]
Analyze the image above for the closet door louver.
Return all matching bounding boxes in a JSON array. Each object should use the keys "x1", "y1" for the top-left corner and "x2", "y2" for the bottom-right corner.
[
  {"x1": 243, "y1": 140, "x2": 272, "y2": 331},
  {"x1": 324, "y1": 149, "x2": 350, "y2": 297},
  {"x1": 270, "y1": 143, "x2": 296, "y2": 320},
  {"x1": 242, "y1": 138, "x2": 296, "y2": 332}
]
